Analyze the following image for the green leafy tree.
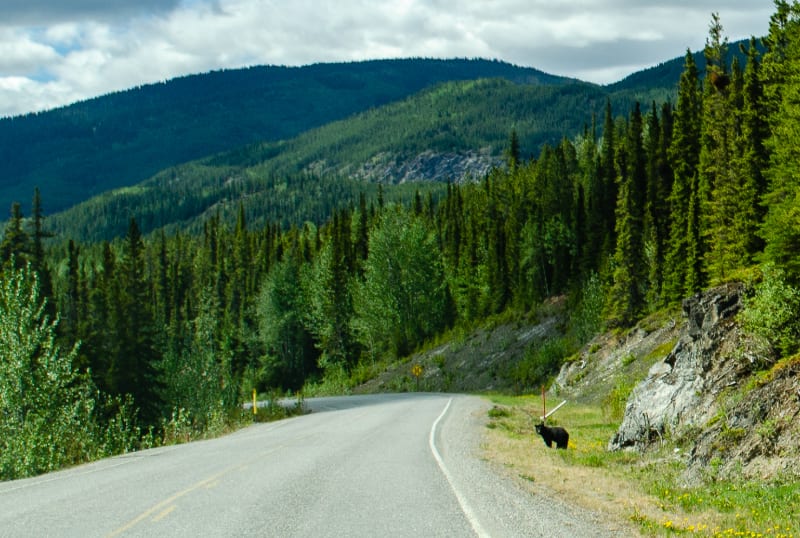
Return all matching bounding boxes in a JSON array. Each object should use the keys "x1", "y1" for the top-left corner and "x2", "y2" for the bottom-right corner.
[
  {"x1": 740, "y1": 263, "x2": 800, "y2": 359},
  {"x1": 256, "y1": 258, "x2": 318, "y2": 390},
  {"x1": 161, "y1": 285, "x2": 237, "y2": 431},
  {"x1": 303, "y1": 212, "x2": 358, "y2": 370},
  {"x1": 0, "y1": 265, "x2": 100, "y2": 479},
  {"x1": 353, "y1": 209, "x2": 450, "y2": 358}
]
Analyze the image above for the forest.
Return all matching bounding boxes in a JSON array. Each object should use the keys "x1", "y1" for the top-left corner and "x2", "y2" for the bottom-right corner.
[{"x1": 3, "y1": 3, "x2": 800, "y2": 481}]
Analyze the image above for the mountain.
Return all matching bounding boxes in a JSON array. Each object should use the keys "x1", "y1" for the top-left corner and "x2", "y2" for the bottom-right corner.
[
  {"x1": 48, "y1": 76, "x2": 675, "y2": 242},
  {"x1": 0, "y1": 58, "x2": 572, "y2": 216},
  {"x1": 44, "y1": 43, "x2": 701, "y2": 243},
  {"x1": 606, "y1": 38, "x2": 757, "y2": 93}
]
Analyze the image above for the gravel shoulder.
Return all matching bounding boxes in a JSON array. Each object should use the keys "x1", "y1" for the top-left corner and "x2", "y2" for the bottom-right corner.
[{"x1": 439, "y1": 395, "x2": 632, "y2": 537}]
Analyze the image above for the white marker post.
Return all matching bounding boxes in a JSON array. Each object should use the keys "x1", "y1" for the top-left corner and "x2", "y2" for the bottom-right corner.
[{"x1": 541, "y1": 400, "x2": 567, "y2": 422}]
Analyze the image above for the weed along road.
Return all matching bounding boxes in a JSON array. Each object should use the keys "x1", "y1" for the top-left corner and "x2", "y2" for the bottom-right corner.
[{"x1": 0, "y1": 393, "x2": 615, "y2": 537}]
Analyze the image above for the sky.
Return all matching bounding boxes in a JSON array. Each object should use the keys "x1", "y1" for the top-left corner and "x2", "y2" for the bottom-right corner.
[{"x1": 0, "y1": 0, "x2": 775, "y2": 118}]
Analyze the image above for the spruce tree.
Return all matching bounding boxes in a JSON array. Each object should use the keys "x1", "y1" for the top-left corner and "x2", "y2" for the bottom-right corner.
[
  {"x1": 114, "y1": 218, "x2": 164, "y2": 425},
  {"x1": 701, "y1": 14, "x2": 751, "y2": 282},
  {"x1": 598, "y1": 99, "x2": 618, "y2": 262},
  {"x1": 0, "y1": 203, "x2": 29, "y2": 270},
  {"x1": 607, "y1": 103, "x2": 647, "y2": 326},
  {"x1": 741, "y1": 37, "x2": 770, "y2": 251},
  {"x1": 762, "y1": 2, "x2": 800, "y2": 281},
  {"x1": 29, "y1": 188, "x2": 54, "y2": 307},
  {"x1": 664, "y1": 51, "x2": 702, "y2": 302}
]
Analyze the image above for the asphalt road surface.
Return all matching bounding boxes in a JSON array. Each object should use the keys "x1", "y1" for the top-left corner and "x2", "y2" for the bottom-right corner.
[{"x1": 0, "y1": 393, "x2": 619, "y2": 537}]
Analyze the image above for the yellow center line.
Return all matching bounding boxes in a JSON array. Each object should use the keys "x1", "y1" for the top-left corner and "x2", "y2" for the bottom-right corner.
[
  {"x1": 106, "y1": 469, "x2": 227, "y2": 537},
  {"x1": 151, "y1": 505, "x2": 176, "y2": 523},
  {"x1": 106, "y1": 446, "x2": 284, "y2": 537}
]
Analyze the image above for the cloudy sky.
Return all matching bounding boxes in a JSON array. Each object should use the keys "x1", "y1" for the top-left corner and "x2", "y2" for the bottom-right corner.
[{"x1": 0, "y1": 0, "x2": 774, "y2": 118}]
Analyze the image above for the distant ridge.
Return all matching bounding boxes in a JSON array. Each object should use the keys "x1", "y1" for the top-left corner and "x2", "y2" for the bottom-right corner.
[{"x1": 606, "y1": 37, "x2": 756, "y2": 92}]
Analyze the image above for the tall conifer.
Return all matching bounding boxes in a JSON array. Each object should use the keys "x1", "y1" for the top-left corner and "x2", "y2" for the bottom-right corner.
[{"x1": 664, "y1": 51, "x2": 702, "y2": 302}]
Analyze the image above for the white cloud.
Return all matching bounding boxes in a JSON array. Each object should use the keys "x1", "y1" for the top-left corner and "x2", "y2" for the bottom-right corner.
[
  {"x1": 0, "y1": 29, "x2": 60, "y2": 75},
  {"x1": 0, "y1": 0, "x2": 775, "y2": 117}
]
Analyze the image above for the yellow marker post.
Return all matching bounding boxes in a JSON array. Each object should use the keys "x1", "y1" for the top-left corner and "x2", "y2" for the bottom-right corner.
[{"x1": 253, "y1": 388, "x2": 257, "y2": 415}]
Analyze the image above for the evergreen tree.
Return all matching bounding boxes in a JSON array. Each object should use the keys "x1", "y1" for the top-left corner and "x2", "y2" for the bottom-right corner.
[
  {"x1": 113, "y1": 218, "x2": 164, "y2": 425},
  {"x1": 740, "y1": 37, "x2": 770, "y2": 255},
  {"x1": 0, "y1": 203, "x2": 29, "y2": 270},
  {"x1": 61, "y1": 240, "x2": 81, "y2": 350},
  {"x1": 763, "y1": 2, "x2": 800, "y2": 280},
  {"x1": 598, "y1": 99, "x2": 618, "y2": 262},
  {"x1": 29, "y1": 188, "x2": 54, "y2": 306},
  {"x1": 506, "y1": 128, "x2": 521, "y2": 170},
  {"x1": 644, "y1": 102, "x2": 674, "y2": 307},
  {"x1": 607, "y1": 103, "x2": 647, "y2": 326},
  {"x1": 664, "y1": 50, "x2": 702, "y2": 302},
  {"x1": 582, "y1": 115, "x2": 605, "y2": 275},
  {"x1": 701, "y1": 14, "x2": 753, "y2": 282},
  {"x1": 486, "y1": 173, "x2": 511, "y2": 312},
  {"x1": 354, "y1": 192, "x2": 369, "y2": 267}
]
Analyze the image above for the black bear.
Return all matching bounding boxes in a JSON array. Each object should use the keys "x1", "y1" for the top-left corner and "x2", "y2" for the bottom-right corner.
[{"x1": 535, "y1": 423, "x2": 569, "y2": 449}]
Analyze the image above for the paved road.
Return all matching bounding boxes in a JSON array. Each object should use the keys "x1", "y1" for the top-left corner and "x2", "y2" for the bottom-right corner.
[{"x1": 0, "y1": 393, "x2": 619, "y2": 537}]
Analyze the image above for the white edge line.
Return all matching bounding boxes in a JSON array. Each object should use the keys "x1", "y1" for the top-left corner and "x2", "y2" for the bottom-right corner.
[{"x1": 429, "y1": 397, "x2": 490, "y2": 538}]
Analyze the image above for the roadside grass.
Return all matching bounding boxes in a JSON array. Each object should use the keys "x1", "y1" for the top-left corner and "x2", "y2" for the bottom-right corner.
[
  {"x1": 482, "y1": 394, "x2": 800, "y2": 537},
  {"x1": 252, "y1": 392, "x2": 308, "y2": 423}
]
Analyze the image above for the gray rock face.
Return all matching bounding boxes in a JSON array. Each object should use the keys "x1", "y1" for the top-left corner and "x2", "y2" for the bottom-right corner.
[{"x1": 609, "y1": 283, "x2": 745, "y2": 451}]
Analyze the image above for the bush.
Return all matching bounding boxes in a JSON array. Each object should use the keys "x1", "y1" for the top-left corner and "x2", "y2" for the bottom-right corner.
[
  {"x1": 0, "y1": 265, "x2": 137, "y2": 480},
  {"x1": 512, "y1": 336, "x2": 575, "y2": 391},
  {"x1": 569, "y1": 272, "x2": 605, "y2": 344},
  {"x1": 740, "y1": 263, "x2": 800, "y2": 360},
  {"x1": 602, "y1": 377, "x2": 635, "y2": 422}
]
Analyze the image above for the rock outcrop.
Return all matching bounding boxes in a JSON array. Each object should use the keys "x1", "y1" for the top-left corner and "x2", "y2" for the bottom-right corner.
[
  {"x1": 605, "y1": 281, "x2": 800, "y2": 482},
  {"x1": 609, "y1": 282, "x2": 747, "y2": 451}
]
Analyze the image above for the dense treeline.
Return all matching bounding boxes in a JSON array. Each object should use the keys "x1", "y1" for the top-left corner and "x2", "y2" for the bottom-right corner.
[{"x1": 4, "y1": 4, "x2": 800, "y2": 480}]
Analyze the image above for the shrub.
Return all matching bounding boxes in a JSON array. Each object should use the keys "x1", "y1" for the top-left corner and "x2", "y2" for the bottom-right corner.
[
  {"x1": 569, "y1": 272, "x2": 605, "y2": 344},
  {"x1": 740, "y1": 263, "x2": 800, "y2": 360},
  {"x1": 0, "y1": 265, "x2": 136, "y2": 480},
  {"x1": 602, "y1": 377, "x2": 635, "y2": 422},
  {"x1": 512, "y1": 336, "x2": 575, "y2": 391}
]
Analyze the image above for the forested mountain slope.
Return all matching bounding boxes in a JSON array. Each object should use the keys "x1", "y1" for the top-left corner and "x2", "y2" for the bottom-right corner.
[
  {"x1": 0, "y1": 58, "x2": 571, "y2": 215},
  {"x1": 3, "y1": 43, "x2": 739, "y2": 221},
  {"x1": 46, "y1": 78, "x2": 608, "y2": 241},
  {"x1": 46, "y1": 73, "x2": 685, "y2": 242}
]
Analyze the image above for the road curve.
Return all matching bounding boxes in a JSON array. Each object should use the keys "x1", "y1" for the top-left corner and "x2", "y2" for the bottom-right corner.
[{"x1": 0, "y1": 393, "x2": 618, "y2": 537}]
